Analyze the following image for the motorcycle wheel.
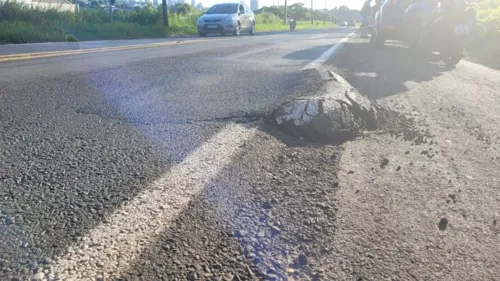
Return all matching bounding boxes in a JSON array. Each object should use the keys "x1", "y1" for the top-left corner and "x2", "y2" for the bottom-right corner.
[
  {"x1": 408, "y1": 35, "x2": 426, "y2": 56},
  {"x1": 440, "y1": 44, "x2": 463, "y2": 66},
  {"x1": 370, "y1": 28, "x2": 384, "y2": 47}
]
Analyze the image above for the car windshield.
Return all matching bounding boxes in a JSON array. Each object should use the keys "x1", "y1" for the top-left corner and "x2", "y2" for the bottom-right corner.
[{"x1": 206, "y1": 4, "x2": 238, "y2": 14}]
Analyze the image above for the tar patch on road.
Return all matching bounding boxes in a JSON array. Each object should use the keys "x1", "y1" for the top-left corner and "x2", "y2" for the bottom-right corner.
[
  {"x1": 438, "y1": 218, "x2": 449, "y2": 231},
  {"x1": 120, "y1": 129, "x2": 342, "y2": 281},
  {"x1": 377, "y1": 107, "x2": 433, "y2": 145}
]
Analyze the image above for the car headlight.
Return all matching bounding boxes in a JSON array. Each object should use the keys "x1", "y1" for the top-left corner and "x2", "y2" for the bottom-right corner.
[
  {"x1": 197, "y1": 17, "x2": 204, "y2": 23},
  {"x1": 223, "y1": 16, "x2": 234, "y2": 22}
]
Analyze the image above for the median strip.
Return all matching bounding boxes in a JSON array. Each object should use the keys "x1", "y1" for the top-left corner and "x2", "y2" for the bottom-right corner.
[{"x1": 0, "y1": 40, "x2": 200, "y2": 62}]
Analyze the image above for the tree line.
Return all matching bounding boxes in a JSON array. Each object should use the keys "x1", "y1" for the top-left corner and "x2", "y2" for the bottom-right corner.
[{"x1": 255, "y1": 3, "x2": 361, "y2": 23}]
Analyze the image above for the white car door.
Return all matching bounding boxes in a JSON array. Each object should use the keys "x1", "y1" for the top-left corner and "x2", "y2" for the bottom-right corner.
[
  {"x1": 245, "y1": 4, "x2": 254, "y2": 28},
  {"x1": 238, "y1": 4, "x2": 248, "y2": 29}
]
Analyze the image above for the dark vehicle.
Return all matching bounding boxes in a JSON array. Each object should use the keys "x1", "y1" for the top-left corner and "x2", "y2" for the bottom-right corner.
[
  {"x1": 197, "y1": 3, "x2": 255, "y2": 37},
  {"x1": 371, "y1": 0, "x2": 413, "y2": 46},
  {"x1": 405, "y1": 0, "x2": 476, "y2": 66}
]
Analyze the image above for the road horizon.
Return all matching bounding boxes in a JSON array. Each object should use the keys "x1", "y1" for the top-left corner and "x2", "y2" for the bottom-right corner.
[{"x1": 1, "y1": 27, "x2": 499, "y2": 281}]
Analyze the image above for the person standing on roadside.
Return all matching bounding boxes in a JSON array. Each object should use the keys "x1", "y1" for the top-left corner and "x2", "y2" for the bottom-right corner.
[
  {"x1": 370, "y1": 0, "x2": 383, "y2": 24},
  {"x1": 361, "y1": 0, "x2": 372, "y2": 38}
]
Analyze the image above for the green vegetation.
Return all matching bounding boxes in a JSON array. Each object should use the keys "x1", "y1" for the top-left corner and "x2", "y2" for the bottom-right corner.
[
  {"x1": 255, "y1": 11, "x2": 334, "y2": 32},
  {"x1": 476, "y1": 0, "x2": 500, "y2": 32},
  {"x1": 0, "y1": 1, "x2": 336, "y2": 44},
  {"x1": 0, "y1": 1, "x2": 200, "y2": 43},
  {"x1": 255, "y1": 3, "x2": 338, "y2": 22},
  {"x1": 465, "y1": 0, "x2": 500, "y2": 69}
]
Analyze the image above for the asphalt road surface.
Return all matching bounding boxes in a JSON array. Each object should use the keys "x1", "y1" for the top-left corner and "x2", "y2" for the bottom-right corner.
[{"x1": 1, "y1": 28, "x2": 499, "y2": 281}]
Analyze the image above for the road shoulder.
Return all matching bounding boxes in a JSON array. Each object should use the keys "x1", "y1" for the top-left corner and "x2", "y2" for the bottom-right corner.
[{"x1": 323, "y1": 36, "x2": 500, "y2": 280}]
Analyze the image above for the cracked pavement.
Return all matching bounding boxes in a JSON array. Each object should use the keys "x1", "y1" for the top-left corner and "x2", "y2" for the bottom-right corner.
[{"x1": 1, "y1": 27, "x2": 500, "y2": 281}]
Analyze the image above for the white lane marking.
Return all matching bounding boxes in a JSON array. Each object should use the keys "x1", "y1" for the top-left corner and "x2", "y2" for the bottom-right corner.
[
  {"x1": 222, "y1": 45, "x2": 275, "y2": 60},
  {"x1": 53, "y1": 124, "x2": 255, "y2": 280},
  {"x1": 303, "y1": 30, "x2": 357, "y2": 69},
  {"x1": 222, "y1": 31, "x2": 338, "y2": 61},
  {"x1": 306, "y1": 33, "x2": 336, "y2": 40}
]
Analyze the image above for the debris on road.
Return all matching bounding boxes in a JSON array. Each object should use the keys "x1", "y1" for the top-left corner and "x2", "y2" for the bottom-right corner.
[
  {"x1": 438, "y1": 218, "x2": 449, "y2": 231},
  {"x1": 380, "y1": 157, "x2": 389, "y2": 168},
  {"x1": 273, "y1": 70, "x2": 380, "y2": 142}
]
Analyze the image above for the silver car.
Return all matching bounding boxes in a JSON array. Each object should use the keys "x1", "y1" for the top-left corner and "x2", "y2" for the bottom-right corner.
[{"x1": 197, "y1": 3, "x2": 256, "y2": 37}]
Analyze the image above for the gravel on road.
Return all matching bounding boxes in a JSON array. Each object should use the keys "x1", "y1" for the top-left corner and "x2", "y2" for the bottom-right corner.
[
  {"x1": 322, "y1": 36, "x2": 500, "y2": 281},
  {"x1": 2, "y1": 29, "x2": 500, "y2": 281}
]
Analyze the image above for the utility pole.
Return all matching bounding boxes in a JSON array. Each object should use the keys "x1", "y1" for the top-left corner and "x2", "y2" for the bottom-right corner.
[
  {"x1": 324, "y1": 0, "x2": 326, "y2": 25},
  {"x1": 162, "y1": 0, "x2": 168, "y2": 26},
  {"x1": 311, "y1": 0, "x2": 313, "y2": 24},
  {"x1": 109, "y1": 0, "x2": 115, "y2": 24},
  {"x1": 284, "y1": 0, "x2": 287, "y2": 25}
]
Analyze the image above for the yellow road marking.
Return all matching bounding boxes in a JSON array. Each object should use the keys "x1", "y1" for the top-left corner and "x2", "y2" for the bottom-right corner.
[{"x1": 0, "y1": 39, "x2": 204, "y2": 62}]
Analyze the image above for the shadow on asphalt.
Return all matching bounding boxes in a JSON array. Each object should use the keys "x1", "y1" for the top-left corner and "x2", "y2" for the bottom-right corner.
[
  {"x1": 258, "y1": 123, "x2": 348, "y2": 148},
  {"x1": 464, "y1": 37, "x2": 500, "y2": 71},
  {"x1": 0, "y1": 46, "x2": 334, "y2": 279},
  {"x1": 0, "y1": 70, "x2": 222, "y2": 279},
  {"x1": 122, "y1": 129, "x2": 341, "y2": 280},
  {"x1": 329, "y1": 41, "x2": 448, "y2": 100},
  {"x1": 195, "y1": 28, "x2": 341, "y2": 39},
  {"x1": 282, "y1": 45, "x2": 335, "y2": 61}
]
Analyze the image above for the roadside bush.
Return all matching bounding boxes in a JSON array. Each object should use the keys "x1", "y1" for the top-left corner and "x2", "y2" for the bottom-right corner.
[
  {"x1": 0, "y1": 21, "x2": 64, "y2": 43},
  {"x1": 0, "y1": 0, "x2": 328, "y2": 44},
  {"x1": 255, "y1": 12, "x2": 281, "y2": 24},
  {"x1": 476, "y1": 0, "x2": 500, "y2": 34},
  {"x1": 0, "y1": 0, "x2": 204, "y2": 43},
  {"x1": 464, "y1": 0, "x2": 500, "y2": 68},
  {"x1": 0, "y1": 1, "x2": 77, "y2": 24},
  {"x1": 0, "y1": 1, "x2": 201, "y2": 26},
  {"x1": 126, "y1": 6, "x2": 161, "y2": 25},
  {"x1": 64, "y1": 33, "x2": 78, "y2": 41}
]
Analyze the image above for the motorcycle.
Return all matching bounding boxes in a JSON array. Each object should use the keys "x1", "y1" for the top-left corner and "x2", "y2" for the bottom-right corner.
[
  {"x1": 290, "y1": 19, "x2": 296, "y2": 31},
  {"x1": 405, "y1": 0, "x2": 476, "y2": 66}
]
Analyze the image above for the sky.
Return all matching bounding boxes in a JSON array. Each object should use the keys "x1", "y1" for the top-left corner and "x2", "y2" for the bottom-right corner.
[{"x1": 197, "y1": 0, "x2": 365, "y2": 10}]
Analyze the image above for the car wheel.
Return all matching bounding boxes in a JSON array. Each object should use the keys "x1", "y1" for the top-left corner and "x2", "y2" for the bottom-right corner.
[
  {"x1": 199, "y1": 32, "x2": 207, "y2": 37},
  {"x1": 249, "y1": 22, "x2": 255, "y2": 35},
  {"x1": 374, "y1": 31, "x2": 385, "y2": 47},
  {"x1": 408, "y1": 34, "x2": 418, "y2": 52},
  {"x1": 370, "y1": 27, "x2": 377, "y2": 45},
  {"x1": 233, "y1": 23, "x2": 241, "y2": 36},
  {"x1": 409, "y1": 31, "x2": 428, "y2": 56}
]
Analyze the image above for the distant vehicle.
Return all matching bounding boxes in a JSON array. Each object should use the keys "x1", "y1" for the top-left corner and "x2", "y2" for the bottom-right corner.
[
  {"x1": 197, "y1": 3, "x2": 255, "y2": 37},
  {"x1": 348, "y1": 19, "x2": 356, "y2": 27},
  {"x1": 404, "y1": 0, "x2": 476, "y2": 66},
  {"x1": 340, "y1": 21, "x2": 348, "y2": 27},
  {"x1": 370, "y1": 0, "x2": 412, "y2": 46}
]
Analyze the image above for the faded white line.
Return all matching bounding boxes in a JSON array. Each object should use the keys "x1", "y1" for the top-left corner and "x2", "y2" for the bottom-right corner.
[
  {"x1": 303, "y1": 30, "x2": 356, "y2": 69},
  {"x1": 306, "y1": 33, "x2": 336, "y2": 40},
  {"x1": 222, "y1": 45, "x2": 276, "y2": 60},
  {"x1": 53, "y1": 124, "x2": 255, "y2": 280}
]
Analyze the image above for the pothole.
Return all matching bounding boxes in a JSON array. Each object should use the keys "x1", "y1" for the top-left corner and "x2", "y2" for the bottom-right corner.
[
  {"x1": 271, "y1": 70, "x2": 433, "y2": 145},
  {"x1": 272, "y1": 70, "x2": 381, "y2": 142}
]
